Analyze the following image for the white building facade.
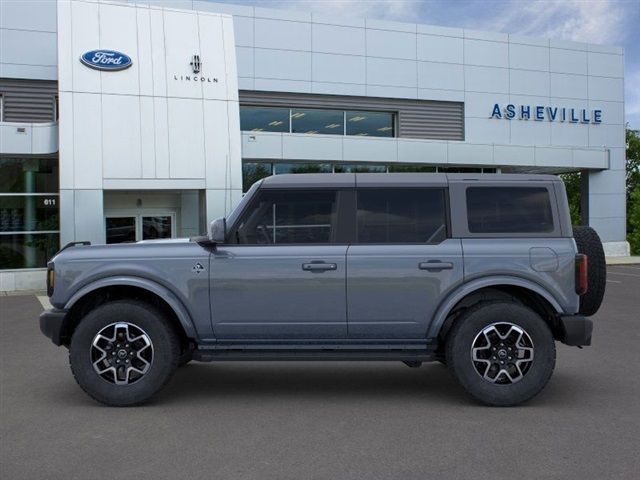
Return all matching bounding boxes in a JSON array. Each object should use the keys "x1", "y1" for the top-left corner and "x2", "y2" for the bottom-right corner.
[{"x1": 0, "y1": 0, "x2": 628, "y2": 291}]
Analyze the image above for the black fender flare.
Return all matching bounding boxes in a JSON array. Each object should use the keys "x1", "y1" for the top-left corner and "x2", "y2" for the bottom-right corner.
[
  {"x1": 64, "y1": 276, "x2": 198, "y2": 339},
  {"x1": 426, "y1": 276, "x2": 563, "y2": 339}
]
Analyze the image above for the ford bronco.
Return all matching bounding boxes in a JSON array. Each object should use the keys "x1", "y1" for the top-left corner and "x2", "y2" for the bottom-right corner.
[{"x1": 40, "y1": 173, "x2": 605, "y2": 406}]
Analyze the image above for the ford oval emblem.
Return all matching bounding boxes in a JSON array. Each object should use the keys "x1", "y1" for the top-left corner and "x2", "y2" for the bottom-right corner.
[{"x1": 80, "y1": 50, "x2": 132, "y2": 71}]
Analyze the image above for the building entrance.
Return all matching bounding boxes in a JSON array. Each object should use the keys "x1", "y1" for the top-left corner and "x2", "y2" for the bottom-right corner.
[{"x1": 105, "y1": 212, "x2": 176, "y2": 244}]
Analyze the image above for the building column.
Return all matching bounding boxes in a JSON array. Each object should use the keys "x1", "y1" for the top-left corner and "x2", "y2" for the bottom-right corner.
[
  {"x1": 60, "y1": 189, "x2": 105, "y2": 246},
  {"x1": 584, "y1": 147, "x2": 629, "y2": 256}
]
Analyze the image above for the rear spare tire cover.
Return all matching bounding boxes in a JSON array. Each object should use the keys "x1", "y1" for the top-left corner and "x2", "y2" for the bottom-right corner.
[{"x1": 573, "y1": 226, "x2": 606, "y2": 316}]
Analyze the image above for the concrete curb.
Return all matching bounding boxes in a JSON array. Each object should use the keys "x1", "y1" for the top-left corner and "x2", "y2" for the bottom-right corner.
[{"x1": 606, "y1": 256, "x2": 640, "y2": 265}]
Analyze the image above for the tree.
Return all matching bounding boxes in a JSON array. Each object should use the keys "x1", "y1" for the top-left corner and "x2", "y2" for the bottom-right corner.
[
  {"x1": 560, "y1": 172, "x2": 582, "y2": 225},
  {"x1": 628, "y1": 187, "x2": 640, "y2": 254},
  {"x1": 627, "y1": 128, "x2": 640, "y2": 200},
  {"x1": 627, "y1": 128, "x2": 640, "y2": 254}
]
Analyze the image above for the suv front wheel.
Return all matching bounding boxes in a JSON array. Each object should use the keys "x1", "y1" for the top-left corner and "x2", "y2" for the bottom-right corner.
[
  {"x1": 69, "y1": 300, "x2": 180, "y2": 406},
  {"x1": 446, "y1": 301, "x2": 556, "y2": 406}
]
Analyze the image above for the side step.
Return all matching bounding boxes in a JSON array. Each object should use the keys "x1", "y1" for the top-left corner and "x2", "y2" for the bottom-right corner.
[{"x1": 193, "y1": 343, "x2": 437, "y2": 362}]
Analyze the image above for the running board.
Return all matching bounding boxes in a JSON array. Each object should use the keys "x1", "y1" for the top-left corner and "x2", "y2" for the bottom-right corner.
[{"x1": 193, "y1": 345, "x2": 437, "y2": 362}]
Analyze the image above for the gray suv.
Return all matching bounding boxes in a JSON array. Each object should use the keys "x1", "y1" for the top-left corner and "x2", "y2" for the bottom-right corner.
[{"x1": 40, "y1": 173, "x2": 605, "y2": 406}]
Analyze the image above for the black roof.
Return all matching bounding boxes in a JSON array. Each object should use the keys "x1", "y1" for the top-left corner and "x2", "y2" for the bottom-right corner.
[{"x1": 259, "y1": 172, "x2": 559, "y2": 188}]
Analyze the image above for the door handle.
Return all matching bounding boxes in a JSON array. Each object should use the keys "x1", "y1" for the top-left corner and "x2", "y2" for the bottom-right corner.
[
  {"x1": 302, "y1": 262, "x2": 337, "y2": 272},
  {"x1": 419, "y1": 261, "x2": 454, "y2": 271}
]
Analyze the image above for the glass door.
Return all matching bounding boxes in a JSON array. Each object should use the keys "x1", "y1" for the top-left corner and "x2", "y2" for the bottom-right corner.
[
  {"x1": 142, "y1": 215, "x2": 173, "y2": 240},
  {"x1": 105, "y1": 213, "x2": 175, "y2": 244},
  {"x1": 106, "y1": 216, "x2": 136, "y2": 244}
]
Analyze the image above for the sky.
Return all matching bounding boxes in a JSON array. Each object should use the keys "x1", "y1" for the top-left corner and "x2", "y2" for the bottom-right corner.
[{"x1": 214, "y1": 0, "x2": 640, "y2": 129}]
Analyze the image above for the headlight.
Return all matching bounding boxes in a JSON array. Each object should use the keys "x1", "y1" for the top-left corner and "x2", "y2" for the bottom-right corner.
[{"x1": 47, "y1": 263, "x2": 55, "y2": 297}]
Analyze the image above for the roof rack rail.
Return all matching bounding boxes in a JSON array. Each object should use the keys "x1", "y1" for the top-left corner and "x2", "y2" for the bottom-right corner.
[{"x1": 57, "y1": 241, "x2": 91, "y2": 254}]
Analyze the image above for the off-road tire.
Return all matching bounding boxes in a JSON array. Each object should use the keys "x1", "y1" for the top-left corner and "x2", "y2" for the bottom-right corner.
[
  {"x1": 446, "y1": 301, "x2": 556, "y2": 407},
  {"x1": 69, "y1": 300, "x2": 180, "y2": 406},
  {"x1": 573, "y1": 225, "x2": 606, "y2": 316}
]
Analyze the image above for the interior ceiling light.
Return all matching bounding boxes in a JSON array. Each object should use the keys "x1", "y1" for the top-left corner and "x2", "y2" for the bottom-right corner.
[
  {"x1": 251, "y1": 128, "x2": 264, "y2": 132},
  {"x1": 291, "y1": 112, "x2": 306, "y2": 118},
  {"x1": 356, "y1": 132, "x2": 369, "y2": 136},
  {"x1": 268, "y1": 120, "x2": 283, "y2": 126},
  {"x1": 377, "y1": 126, "x2": 392, "y2": 131},
  {"x1": 324, "y1": 123, "x2": 341, "y2": 129},
  {"x1": 306, "y1": 130, "x2": 318, "y2": 134},
  {"x1": 349, "y1": 116, "x2": 366, "y2": 122}
]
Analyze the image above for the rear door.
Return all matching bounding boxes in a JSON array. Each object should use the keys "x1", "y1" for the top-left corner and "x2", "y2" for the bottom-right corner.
[{"x1": 346, "y1": 187, "x2": 463, "y2": 339}]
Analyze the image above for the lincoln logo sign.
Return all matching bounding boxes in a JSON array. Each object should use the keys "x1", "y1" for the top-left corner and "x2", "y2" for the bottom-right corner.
[
  {"x1": 491, "y1": 104, "x2": 602, "y2": 124},
  {"x1": 80, "y1": 50, "x2": 132, "y2": 71}
]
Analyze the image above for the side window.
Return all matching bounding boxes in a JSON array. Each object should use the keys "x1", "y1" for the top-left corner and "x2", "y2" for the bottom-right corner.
[
  {"x1": 356, "y1": 189, "x2": 447, "y2": 243},
  {"x1": 235, "y1": 190, "x2": 338, "y2": 244},
  {"x1": 466, "y1": 187, "x2": 554, "y2": 233}
]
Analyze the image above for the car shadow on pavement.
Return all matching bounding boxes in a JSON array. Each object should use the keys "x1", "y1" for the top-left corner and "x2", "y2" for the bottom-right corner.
[
  {"x1": 153, "y1": 362, "x2": 592, "y2": 409},
  {"x1": 157, "y1": 362, "x2": 470, "y2": 404}
]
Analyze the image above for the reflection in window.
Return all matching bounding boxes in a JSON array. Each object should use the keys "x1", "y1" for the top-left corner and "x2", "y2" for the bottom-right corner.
[
  {"x1": 439, "y1": 167, "x2": 483, "y2": 173},
  {"x1": 274, "y1": 163, "x2": 332, "y2": 174},
  {"x1": 242, "y1": 163, "x2": 273, "y2": 192},
  {"x1": 106, "y1": 217, "x2": 136, "y2": 244},
  {"x1": 236, "y1": 190, "x2": 337, "y2": 244},
  {"x1": 291, "y1": 109, "x2": 343, "y2": 135},
  {"x1": 1, "y1": 157, "x2": 60, "y2": 269},
  {"x1": 143, "y1": 216, "x2": 172, "y2": 240},
  {"x1": 0, "y1": 196, "x2": 59, "y2": 232},
  {"x1": 388, "y1": 164, "x2": 437, "y2": 173},
  {"x1": 346, "y1": 111, "x2": 394, "y2": 137},
  {"x1": 466, "y1": 187, "x2": 554, "y2": 233},
  {"x1": 334, "y1": 164, "x2": 387, "y2": 173},
  {"x1": 0, "y1": 233, "x2": 60, "y2": 269},
  {"x1": 240, "y1": 107, "x2": 289, "y2": 132},
  {"x1": 357, "y1": 189, "x2": 447, "y2": 243},
  {"x1": 0, "y1": 158, "x2": 59, "y2": 193}
]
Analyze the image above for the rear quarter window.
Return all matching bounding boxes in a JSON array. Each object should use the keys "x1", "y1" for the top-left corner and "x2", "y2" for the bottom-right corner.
[{"x1": 466, "y1": 187, "x2": 554, "y2": 234}]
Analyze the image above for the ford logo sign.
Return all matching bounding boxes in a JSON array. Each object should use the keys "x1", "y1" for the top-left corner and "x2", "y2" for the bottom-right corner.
[{"x1": 80, "y1": 50, "x2": 132, "y2": 71}]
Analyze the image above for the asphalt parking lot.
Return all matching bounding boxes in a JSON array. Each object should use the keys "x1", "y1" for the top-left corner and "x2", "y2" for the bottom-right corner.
[{"x1": 1, "y1": 265, "x2": 640, "y2": 480}]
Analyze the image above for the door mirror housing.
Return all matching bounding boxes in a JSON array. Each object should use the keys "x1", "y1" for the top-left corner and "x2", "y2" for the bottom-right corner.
[{"x1": 208, "y1": 217, "x2": 227, "y2": 244}]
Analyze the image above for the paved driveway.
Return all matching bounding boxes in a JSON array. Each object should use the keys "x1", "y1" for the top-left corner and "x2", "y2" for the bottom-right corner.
[{"x1": 1, "y1": 266, "x2": 639, "y2": 480}]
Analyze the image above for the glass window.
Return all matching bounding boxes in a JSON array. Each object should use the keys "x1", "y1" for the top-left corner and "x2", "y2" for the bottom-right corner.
[
  {"x1": 0, "y1": 233, "x2": 60, "y2": 269},
  {"x1": 388, "y1": 164, "x2": 437, "y2": 173},
  {"x1": 466, "y1": 187, "x2": 554, "y2": 233},
  {"x1": 346, "y1": 111, "x2": 394, "y2": 137},
  {"x1": 0, "y1": 158, "x2": 59, "y2": 193},
  {"x1": 334, "y1": 164, "x2": 387, "y2": 173},
  {"x1": 0, "y1": 196, "x2": 59, "y2": 232},
  {"x1": 235, "y1": 190, "x2": 337, "y2": 244},
  {"x1": 274, "y1": 163, "x2": 332, "y2": 174},
  {"x1": 142, "y1": 216, "x2": 172, "y2": 240},
  {"x1": 106, "y1": 217, "x2": 136, "y2": 244},
  {"x1": 291, "y1": 109, "x2": 343, "y2": 135},
  {"x1": 240, "y1": 107, "x2": 289, "y2": 133},
  {"x1": 440, "y1": 167, "x2": 483, "y2": 173},
  {"x1": 357, "y1": 189, "x2": 447, "y2": 243},
  {"x1": 242, "y1": 163, "x2": 273, "y2": 192}
]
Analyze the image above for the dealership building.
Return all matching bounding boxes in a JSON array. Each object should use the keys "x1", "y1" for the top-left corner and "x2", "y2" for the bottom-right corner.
[{"x1": 0, "y1": 0, "x2": 628, "y2": 290}]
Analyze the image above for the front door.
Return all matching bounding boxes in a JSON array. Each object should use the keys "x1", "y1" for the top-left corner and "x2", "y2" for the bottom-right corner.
[
  {"x1": 210, "y1": 188, "x2": 348, "y2": 339},
  {"x1": 346, "y1": 188, "x2": 464, "y2": 339}
]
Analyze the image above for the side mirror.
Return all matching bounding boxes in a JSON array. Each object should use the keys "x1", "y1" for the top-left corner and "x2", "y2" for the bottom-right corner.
[{"x1": 208, "y1": 217, "x2": 226, "y2": 243}]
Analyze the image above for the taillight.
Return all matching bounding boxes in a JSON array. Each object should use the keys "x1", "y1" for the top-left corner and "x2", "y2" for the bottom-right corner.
[{"x1": 575, "y1": 254, "x2": 588, "y2": 295}]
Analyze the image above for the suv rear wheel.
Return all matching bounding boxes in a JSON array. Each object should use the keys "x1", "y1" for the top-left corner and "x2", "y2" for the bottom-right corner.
[
  {"x1": 69, "y1": 300, "x2": 180, "y2": 406},
  {"x1": 446, "y1": 301, "x2": 555, "y2": 406}
]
